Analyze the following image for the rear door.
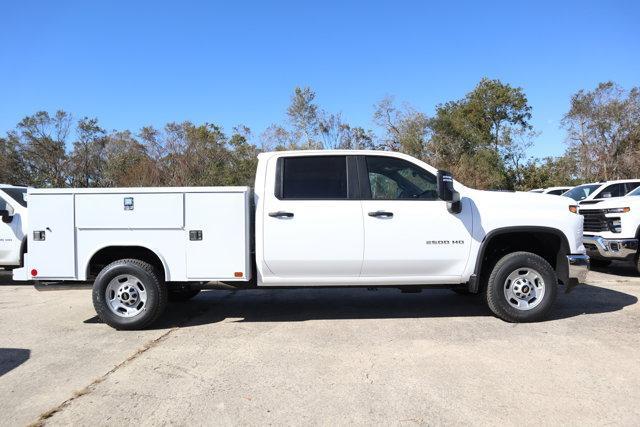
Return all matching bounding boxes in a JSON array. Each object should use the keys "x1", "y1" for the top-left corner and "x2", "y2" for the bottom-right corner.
[
  {"x1": 262, "y1": 155, "x2": 364, "y2": 278},
  {"x1": 359, "y1": 155, "x2": 472, "y2": 279}
]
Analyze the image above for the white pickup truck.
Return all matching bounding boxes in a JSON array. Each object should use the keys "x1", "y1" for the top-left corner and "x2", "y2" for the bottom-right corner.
[
  {"x1": 581, "y1": 186, "x2": 640, "y2": 271},
  {"x1": 13, "y1": 150, "x2": 589, "y2": 329}
]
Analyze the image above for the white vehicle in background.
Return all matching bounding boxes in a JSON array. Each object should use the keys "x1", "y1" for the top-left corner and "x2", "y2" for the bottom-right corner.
[
  {"x1": 13, "y1": 150, "x2": 588, "y2": 329},
  {"x1": 581, "y1": 185, "x2": 640, "y2": 271},
  {"x1": 529, "y1": 186, "x2": 572, "y2": 196},
  {"x1": 563, "y1": 179, "x2": 640, "y2": 205},
  {"x1": 0, "y1": 185, "x2": 28, "y2": 269}
]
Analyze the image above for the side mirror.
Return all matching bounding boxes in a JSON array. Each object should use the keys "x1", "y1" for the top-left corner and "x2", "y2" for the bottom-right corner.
[
  {"x1": 437, "y1": 170, "x2": 462, "y2": 214},
  {"x1": 437, "y1": 170, "x2": 455, "y2": 201},
  {"x1": 0, "y1": 209, "x2": 13, "y2": 224},
  {"x1": 601, "y1": 192, "x2": 612, "y2": 198}
]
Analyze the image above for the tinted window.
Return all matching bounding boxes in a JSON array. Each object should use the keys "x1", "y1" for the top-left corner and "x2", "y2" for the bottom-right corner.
[
  {"x1": 547, "y1": 189, "x2": 564, "y2": 195},
  {"x1": 625, "y1": 182, "x2": 640, "y2": 194},
  {"x1": 1, "y1": 188, "x2": 27, "y2": 207},
  {"x1": 628, "y1": 186, "x2": 640, "y2": 197},
  {"x1": 281, "y1": 156, "x2": 347, "y2": 199},
  {"x1": 563, "y1": 184, "x2": 600, "y2": 201},
  {"x1": 366, "y1": 156, "x2": 437, "y2": 200},
  {"x1": 598, "y1": 183, "x2": 625, "y2": 198}
]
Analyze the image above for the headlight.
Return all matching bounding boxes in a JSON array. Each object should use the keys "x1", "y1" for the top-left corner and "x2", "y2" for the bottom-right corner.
[{"x1": 604, "y1": 207, "x2": 630, "y2": 214}]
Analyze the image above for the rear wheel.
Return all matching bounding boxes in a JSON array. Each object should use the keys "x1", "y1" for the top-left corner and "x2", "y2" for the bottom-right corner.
[
  {"x1": 92, "y1": 259, "x2": 167, "y2": 330},
  {"x1": 485, "y1": 251, "x2": 557, "y2": 322}
]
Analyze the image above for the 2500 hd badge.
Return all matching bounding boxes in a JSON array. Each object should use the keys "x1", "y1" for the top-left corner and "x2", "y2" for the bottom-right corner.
[{"x1": 425, "y1": 240, "x2": 464, "y2": 245}]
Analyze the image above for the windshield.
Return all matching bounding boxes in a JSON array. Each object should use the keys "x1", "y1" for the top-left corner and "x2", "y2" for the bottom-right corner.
[
  {"x1": 1, "y1": 188, "x2": 27, "y2": 207},
  {"x1": 627, "y1": 186, "x2": 640, "y2": 197},
  {"x1": 562, "y1": 184, "x2": 601, "y2": 201}
]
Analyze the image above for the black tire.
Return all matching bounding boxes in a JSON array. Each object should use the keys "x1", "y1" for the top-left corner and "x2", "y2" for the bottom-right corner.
[
  {"x1": 168, "y1": 286, "x2": 201, "y2": 302},
  {"x1": 485, "y1": 251, "x2": 557, "y2": 323},
  {"x1": 590, "y1": 259, "x2": 612, "y2": 268},
  {"x1": 92, "y1": 259, "x2": 167, "y2": 330}
]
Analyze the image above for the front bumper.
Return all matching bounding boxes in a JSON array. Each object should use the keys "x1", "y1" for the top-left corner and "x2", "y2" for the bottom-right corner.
[
  {"x1": 583, "y1": 235, "x2": 638, "y2": 260},
  {"x1": 567, "y1": 254, "x2": 589, "y2": 288}
]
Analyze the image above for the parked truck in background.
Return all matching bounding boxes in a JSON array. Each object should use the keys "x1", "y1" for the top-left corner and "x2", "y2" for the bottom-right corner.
[
  {"x1": 528, "y1": 186, "x2": 572, "y2": 195},
  {"x1": 581, "y1": 186, "x2": 640, "y2": 271},
  {"x1": 13, "y1": 151, "x2": 589, "y2": 329},
  {"x1": 0, "y1": 185, "x2": 28, "y2": 269},
  {"x1": 564, "y1": 179, "x2": 640, "y2": 205}
]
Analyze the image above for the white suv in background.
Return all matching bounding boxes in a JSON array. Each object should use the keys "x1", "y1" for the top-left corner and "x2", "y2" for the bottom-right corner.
[
  {"x1": 0, "y1": 185, "x2": 28, "y2": 268},
  {"x1": 563, "y1": 179, "x2": 640, "y2": 205},
  {"x1": 529, "y1": 186, "x2": 572, "y2": 195}
]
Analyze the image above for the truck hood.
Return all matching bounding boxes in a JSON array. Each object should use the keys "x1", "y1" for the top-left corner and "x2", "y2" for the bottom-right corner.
[
  {"x1": 460, "y1": 188, "x2": 583, "y2": 254},
  {"x1": 462, "y1": 188, "x2": 575, "y2": 210},
  {"x1": 580, "y1": 195, "x2": 640, "y2": 210}
]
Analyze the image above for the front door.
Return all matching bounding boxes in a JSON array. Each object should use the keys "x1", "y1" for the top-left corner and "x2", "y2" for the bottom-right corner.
[
  {"x1": 262, "y1": 155, "x2": 364, "y2": 279},
  {"x1": 359, "y1": 155, "x2": 472, "y2": 279}
]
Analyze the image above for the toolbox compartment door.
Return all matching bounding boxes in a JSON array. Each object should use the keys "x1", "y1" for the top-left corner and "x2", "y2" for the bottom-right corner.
[
  {"x1": 27, "y1": 194, "x2": 76, "y2": 278},
  {"x1": 75, "y1": 193, "x2": 184, "y2": 229},
  {"x1": 185, "y1": 192, "x2": 250, "y2": 280}
]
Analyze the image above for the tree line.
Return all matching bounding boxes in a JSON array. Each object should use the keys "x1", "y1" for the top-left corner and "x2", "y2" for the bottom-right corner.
[{"x1": 1, "y1": 78, "x2": 638, "y2": 190}]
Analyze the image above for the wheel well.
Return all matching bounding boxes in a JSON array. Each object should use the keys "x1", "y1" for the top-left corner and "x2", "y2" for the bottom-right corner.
[
  {"x1": 476, "y1": 230, "x2": 568, "y2": 288},
  {"x1": 19, "y1": 237, "x2": 27, "y2": 267},
  {"x1": 87, "y1": 246, "x2": 166, "y2": 280}
]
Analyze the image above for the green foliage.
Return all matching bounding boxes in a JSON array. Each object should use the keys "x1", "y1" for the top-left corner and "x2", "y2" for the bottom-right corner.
[
  {"x1": 2, "y1": 79, "x2": 636, "y2": 191},
  {"x1": 426, "y1": 78, "x2": 532, "y2": 189},
  {"x1": 562, "y1": 81, "x2": 640, "y2": 181}
]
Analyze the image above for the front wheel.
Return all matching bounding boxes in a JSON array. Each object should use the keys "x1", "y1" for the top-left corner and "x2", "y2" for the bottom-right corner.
[
  {"x1": 485, "y1": 251, "x2": 557, "y2": 322},
  {"x1": 92, "y1": 259, "x2": 167, "y2": 330}
]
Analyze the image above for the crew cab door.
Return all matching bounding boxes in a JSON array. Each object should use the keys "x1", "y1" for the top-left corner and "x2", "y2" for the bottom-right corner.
[
  {"x1": 262, "y1": 155, "x2": 364, "y2": 278},
  {"x1": 359, "y1": 155, "x2": 472, "y2": 279}
]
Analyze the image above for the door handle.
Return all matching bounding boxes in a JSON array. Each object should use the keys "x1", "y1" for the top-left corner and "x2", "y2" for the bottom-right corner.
[
  {"x1": 368, "y1": 210, "x2": 394, "y2": 218},
  {"x1": 269, "y1": 211, "x2": 294, "y2": 218}
]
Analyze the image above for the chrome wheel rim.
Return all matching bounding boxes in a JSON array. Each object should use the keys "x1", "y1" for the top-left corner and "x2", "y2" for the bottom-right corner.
[
  {"x1": 503, "y1": 268, "x2": 545, "y2": 311},
  {"x1": 105, "y1": 274, "x2": 147, "y2": 318}
]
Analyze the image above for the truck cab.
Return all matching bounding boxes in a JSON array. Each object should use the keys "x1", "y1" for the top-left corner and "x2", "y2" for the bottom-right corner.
[
  {"x1": 254, "y1": 151, "x2": 587, "y2": 289},
  {"x1": 0, "y1": 185, "x2": 28, "y2": 268}
]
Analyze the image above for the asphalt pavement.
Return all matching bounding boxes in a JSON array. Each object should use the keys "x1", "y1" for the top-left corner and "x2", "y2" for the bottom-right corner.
[{"x1": 1, "y1": 264, "x2": 639, "y2": 426}]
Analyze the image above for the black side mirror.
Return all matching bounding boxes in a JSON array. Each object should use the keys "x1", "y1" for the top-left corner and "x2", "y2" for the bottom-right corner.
[
  {"x1": 437, "y1": 170, "x2": 462, "y2": 214},
  {"x1": 0, "y1": 209, "x2": 13, "y2": 224}
]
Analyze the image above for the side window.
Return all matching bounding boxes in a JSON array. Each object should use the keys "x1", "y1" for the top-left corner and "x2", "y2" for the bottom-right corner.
[
  {"x1": 599, "y1": 184, "x2": 625, "y2": 198},
  {"x1": 626, "y1": 182, "x2": 640, "y2": 194},
  {"x1": 547, "y1": 189, "x2": 563, "y2": 195},
  {"x1": 365, "y1": 156, "x2": 437, "y2": 200},
  {"x1": 280, "y1": 156, "x2": 348, "y2": 199}
]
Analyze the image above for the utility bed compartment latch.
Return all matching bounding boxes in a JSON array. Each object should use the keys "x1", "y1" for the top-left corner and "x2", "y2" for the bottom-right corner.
[{"x1": 189, "y1": 230, "x2": 203, "y2": 241}]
